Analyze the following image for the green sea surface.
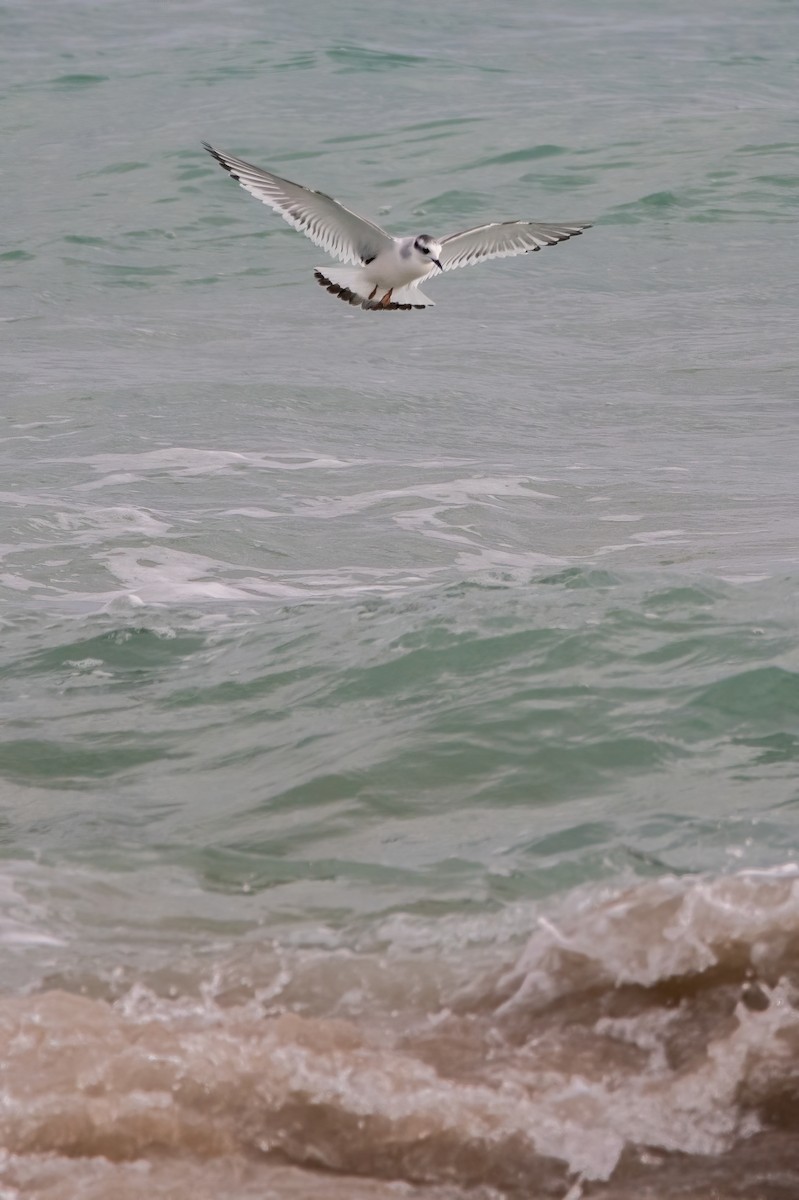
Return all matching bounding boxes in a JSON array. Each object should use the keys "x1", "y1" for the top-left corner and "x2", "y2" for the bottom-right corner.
[{"x1": 1, "y1": 2, "x2": 799, "y2": 1195}]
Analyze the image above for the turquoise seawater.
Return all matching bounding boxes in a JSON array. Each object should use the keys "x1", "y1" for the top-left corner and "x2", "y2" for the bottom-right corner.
[{"x1": 2, "y1": 1, "x2": 799, "y2": 1196}]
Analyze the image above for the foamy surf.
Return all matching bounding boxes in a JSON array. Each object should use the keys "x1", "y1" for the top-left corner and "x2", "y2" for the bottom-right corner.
[{"x1": 3, "y1": 870, "x2": 799, "y2": 1198}]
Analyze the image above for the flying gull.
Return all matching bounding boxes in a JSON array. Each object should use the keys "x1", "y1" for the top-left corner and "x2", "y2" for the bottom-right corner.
[{"x1": 203, "y1": 142, "x2": 590, "y2": 312}]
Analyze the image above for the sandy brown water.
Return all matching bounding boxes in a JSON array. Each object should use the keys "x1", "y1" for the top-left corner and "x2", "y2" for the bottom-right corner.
[{"x1": 4, "y1": 872, "x2": 799, "y2": 1198}]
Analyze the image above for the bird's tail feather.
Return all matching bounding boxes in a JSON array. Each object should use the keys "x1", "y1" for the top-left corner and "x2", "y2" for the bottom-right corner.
[{"x1": 314, "y1": 267, "x2": 434, "y2": 311}]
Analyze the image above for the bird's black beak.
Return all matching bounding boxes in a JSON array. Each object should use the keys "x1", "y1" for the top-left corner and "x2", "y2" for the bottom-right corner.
[{"x1": 432, "y1": 258, "x2": 443, "y2": 271}]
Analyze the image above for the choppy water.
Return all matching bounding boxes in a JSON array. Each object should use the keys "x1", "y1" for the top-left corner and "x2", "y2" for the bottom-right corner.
[{"x1": 3, "y1": 0, "x2": 799, "y2": 1196}]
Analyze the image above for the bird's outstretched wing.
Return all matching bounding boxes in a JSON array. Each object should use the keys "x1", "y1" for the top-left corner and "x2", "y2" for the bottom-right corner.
[
  {"x1": 202, "y1": 143, "x2": 394, "y2": 266},
  {"x1": 438, "y1": 220, "x2": 590, "y2": 271}
]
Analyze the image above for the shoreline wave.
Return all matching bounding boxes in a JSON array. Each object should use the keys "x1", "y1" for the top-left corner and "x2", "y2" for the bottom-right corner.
[{"x1": 3, "y1": 869, "x2": 799, "y2": 1197}]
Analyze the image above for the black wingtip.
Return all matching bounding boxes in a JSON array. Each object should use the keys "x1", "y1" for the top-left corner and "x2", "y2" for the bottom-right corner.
[
  {"x1": 202, "y1": 142, "x2": 239, "y2": 181},
  {"x1": 202, "y1": 141, "x2": 228, "y2": 168}
]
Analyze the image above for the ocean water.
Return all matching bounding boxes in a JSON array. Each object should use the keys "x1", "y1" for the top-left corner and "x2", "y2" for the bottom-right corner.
[{"x1": 2, "y1": 0, "x2": 799, "y2": 1195}]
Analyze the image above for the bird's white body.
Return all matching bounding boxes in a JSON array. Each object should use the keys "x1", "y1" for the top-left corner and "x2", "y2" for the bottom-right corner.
[
  {"x1": 202, "y1": 143, "x2": 590, "y2": 312},
  {"x1": 316, "y1": 237, "x2": 442, "y2": 311},
  {"x1": 370, "y1": 238, "x2": 441, "y2": 287}
]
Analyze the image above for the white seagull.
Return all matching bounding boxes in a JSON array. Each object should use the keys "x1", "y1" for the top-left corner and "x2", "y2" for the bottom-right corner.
[{"x1": 202, "y1": 142, "x2": 591, "y2": 312}]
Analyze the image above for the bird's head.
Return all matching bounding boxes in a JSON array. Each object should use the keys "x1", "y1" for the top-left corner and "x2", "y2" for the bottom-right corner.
[{"x1": 413, "y1": 234, "x2": 443, "y2": 271}]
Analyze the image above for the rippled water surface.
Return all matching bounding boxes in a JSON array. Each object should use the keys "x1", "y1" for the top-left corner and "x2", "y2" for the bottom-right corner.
[{"x1": 2, "y1": 0, "x2": 799, "y2": 1195}]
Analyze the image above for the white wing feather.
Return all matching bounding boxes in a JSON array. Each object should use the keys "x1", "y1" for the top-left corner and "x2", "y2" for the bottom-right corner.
[
  {"x1": 439, "y1": 220, "x2": 590, "y2": 271},
  {"x1": 202, "y1": 143, "x2": 394, "y2": 266}
]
